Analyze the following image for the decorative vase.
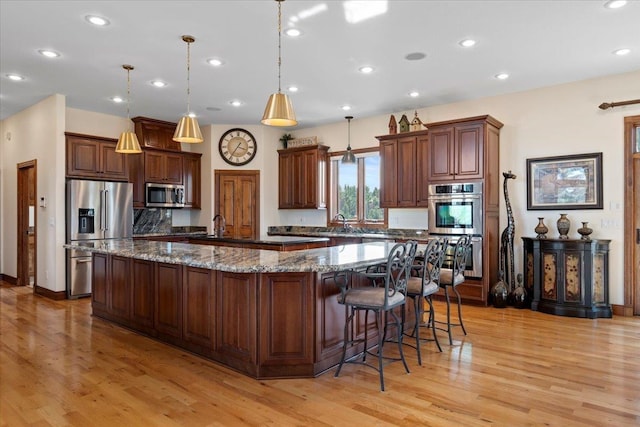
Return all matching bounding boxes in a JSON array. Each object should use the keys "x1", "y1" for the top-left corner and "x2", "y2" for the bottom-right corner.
[
  {"x1": 534, "y1": 217, "x2": 548, "y2": 239},
  {"x1": 557, "y1": 214, "x2": 571, "y2": 239},
  {"x1": 490, "y1": 271, "x2": 509, "y2": 308},
  {"x1": 510, "y1": 273, "x2": 529, "y2": 309},
  {"x1": 577, "y1": 221, "x2": 593, "y2": 240}
]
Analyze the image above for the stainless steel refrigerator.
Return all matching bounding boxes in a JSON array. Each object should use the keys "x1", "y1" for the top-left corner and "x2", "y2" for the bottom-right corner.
[{"x1": 66, "y1": 179, "x2": 133, "y2": 298}]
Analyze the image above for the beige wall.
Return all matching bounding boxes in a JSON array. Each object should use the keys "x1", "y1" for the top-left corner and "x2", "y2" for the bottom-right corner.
[
  {"x1": 1, "y1": 94, "x2": 66, "y2": 291},
  {"x1": 1, "y1": 70, "x2": 638, "y2": 304}
]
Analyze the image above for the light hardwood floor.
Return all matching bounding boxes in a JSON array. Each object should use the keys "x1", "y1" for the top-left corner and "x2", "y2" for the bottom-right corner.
[{"x1": 1, "y1": 282, "x2": 639, "y2": 426}]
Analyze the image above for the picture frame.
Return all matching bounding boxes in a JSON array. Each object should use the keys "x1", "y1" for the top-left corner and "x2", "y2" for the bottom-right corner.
[{"x1": 526, "y1": 152, "x2": 603, "y2": 210}]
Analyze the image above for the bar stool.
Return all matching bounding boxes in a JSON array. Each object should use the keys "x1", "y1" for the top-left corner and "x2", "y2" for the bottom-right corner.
[
  {"x1": 436, "y1": 235, "x2": 471, "y2": 344},
  {"x1": 334, "y1": 242, "x2": 412, "y2": 391},
  {"x1": 404, "y1": 237, "x2": 448, "y2": 364}
]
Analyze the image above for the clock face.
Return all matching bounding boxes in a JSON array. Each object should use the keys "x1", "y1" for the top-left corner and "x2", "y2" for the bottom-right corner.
[{"x1": 218, "y1": 128, "x2": 257, "y2": 166}]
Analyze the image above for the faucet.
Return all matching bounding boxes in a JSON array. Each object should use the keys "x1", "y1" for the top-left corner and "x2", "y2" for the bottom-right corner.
[
  {"x1": 212, "y1": 214, "x2": 226, "y2": 237},
  {"x1": 333, "y1": 213, "x2": 352, "y2": 231}
]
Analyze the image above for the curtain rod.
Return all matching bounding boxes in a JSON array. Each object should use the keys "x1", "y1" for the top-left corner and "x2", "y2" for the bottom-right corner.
[{"x1": 598, "y1": 99, "x2": 640, "y2": 110}]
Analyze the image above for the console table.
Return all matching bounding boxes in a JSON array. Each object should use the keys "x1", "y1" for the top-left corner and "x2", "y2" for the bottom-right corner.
[{"x1": 522, "y1": 237, "x2": 612, "y2": 318}]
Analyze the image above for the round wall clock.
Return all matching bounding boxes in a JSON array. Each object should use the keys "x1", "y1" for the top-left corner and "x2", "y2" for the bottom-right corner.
[{"x1": 218, "y1": 128, "x2": 257, "y2": 166}]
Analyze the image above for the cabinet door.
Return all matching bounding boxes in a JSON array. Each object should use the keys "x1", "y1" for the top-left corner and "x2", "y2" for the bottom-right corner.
[
  {"x1": 183, "y1": 267, "x2": 214, "y2": 349},
  {"x1": 427, "y1": 126, "x2": 455, "y2": 182},
  {"x1": 397, "y1": 136, "x2": 416, "y2": 207},
  {"x1": 92, "y1": 253, "x2": 109, "y2": 313},
  {"x1": 131, "y1": 259, "x2": 155, "y2": 329},
  {"x1": 67, "y1": 137, "x2": 100, "y2": 178},
  {"x1": 416, "y1": 134, "x2": 430, "y2": 206},
  {"x1": 110, "y1": 255, "x2": 131, "y2": 320},
  {"x1": 182, "y1": 152, "x2": 201, "y2": 209},
  {"x1": 100, "y1": 142, "x2": 128, "y2": 180},
  {"x1": 302, "y1": 149, "x2": 318, "y2": 208},
  {"x1": 144, "y1": 151, "x2": 165, "y2": 182},
  {"x1": 137, "y1": 121, "x2": 182, "y2": 151},
  {"x1": 278, "y1": 153, "x2": 293, "y2": 208},
  {"x1": 155, "y1": 263, "x2": 183, "y2": 339},
  {"x1": 455, "y1": 123, "x2": 484, "y2": 180},
  {"x1": 291, "y1": 151, "x2": 305, "y2": 208},
  {"x1": 164, "y1": 153, "x2": 183, "y2": 184},
  {"x1": 379, "y1": 140, "x2": 398, "y2": 207},
  {"x1": 128, "y1": 152, "x2": 145, "y2": 208}
]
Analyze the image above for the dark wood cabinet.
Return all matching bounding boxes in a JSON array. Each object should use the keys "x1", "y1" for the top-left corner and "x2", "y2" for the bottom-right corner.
[
  {"x1": 425, "y1": 116, "x2": 502, "y2": 182},
  {"x1": 523, "y1": 237, "x2": 612, "y2": 318},
  {"x1": 144, "y1": 151, "x2": 183, "y2": 184},
  {"x1": 92, "y1": 253, "x2": 109, "y2": 313},
  {"x1": 132, "y1": 116, "x2": 181, "y2": 151},
  {"x1": 376, "y1": 130, "x2": 429, "y2": 208},
  {"x1": 128, "y1": 151, "x2": 145, "y2": 207},
  {"x1": 278, "y1": 145, "x2": 328, "y2": 209},
  {"x1": 183, "y1": 267, "x2": 214, "y2": 349},
  {"x1": 155, "y1": 263, "x2": 183, "y2": 340},
  {"x1": 110, "y1": 255, "x2": 131, "y2": 320},
  {"x1": 182, "y1": 152, "x2": 202, "y2": 209},
  {"x1": 131, "y1": 259, "x2": 155, "y2": 330},
  {"x1": 66, "y1": 133, "x2": 128, "y2": 181}
]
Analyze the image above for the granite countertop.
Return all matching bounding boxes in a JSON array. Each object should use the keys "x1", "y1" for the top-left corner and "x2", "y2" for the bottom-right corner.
[
  {"x1": 268, "y1": 226, "x2": 430, "y2": 241},
  {"x1": 188, "y1": 235, "x2": 330, "y2": 245},
  {"x1": 63, "y1": 239, "x2": 399, "y2": 273}
]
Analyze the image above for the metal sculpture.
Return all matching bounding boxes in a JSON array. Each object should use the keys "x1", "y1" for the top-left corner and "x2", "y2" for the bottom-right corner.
[{"x1": 500, "y1": 171, "x2": 517, "y2": 293}]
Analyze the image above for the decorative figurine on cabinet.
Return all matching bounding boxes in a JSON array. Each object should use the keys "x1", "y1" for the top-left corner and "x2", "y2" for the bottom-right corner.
[
  {"x1": 388, "y1": 114, "x2": 397, "y2": 134},
  {"x1": 398, "y1": 114, "x2": 410, "y2": 132},
  {"x1": 410, "y1": 111, "x2": 424, "y2": 131}
]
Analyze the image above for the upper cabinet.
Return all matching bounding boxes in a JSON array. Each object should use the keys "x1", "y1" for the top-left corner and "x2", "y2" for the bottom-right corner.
[
  {"x1": 66, "y1": 133, "x2": 129, "y2": 181},
  {"x1": 425, "y1": 115, "x2": 503, "y2": 182},
  {"x1": 144, "y1": 151, "x2": 183, "y2": 184},
  {"x1": 132, "y1": 116, "x2": 181, "y2": 151},
  {"x1": 182, "y1": 152, "x2": 202, "y2": 209},
  {"x1": 376, "y1": 129, "x2": 429, "y2": 208},
  {"x1": 278, "y1": 145, "x2": 328, "y2": 209}
]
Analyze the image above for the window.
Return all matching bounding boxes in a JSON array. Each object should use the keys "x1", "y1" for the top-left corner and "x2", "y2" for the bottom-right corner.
[{"x1": 329, "y1": 148, "x2": 386, "y2": 226}]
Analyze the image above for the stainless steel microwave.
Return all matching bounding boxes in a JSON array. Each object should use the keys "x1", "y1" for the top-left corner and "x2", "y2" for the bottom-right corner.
[{"x1": 145, "y1": 183, "x2": 185, "y2": 208}]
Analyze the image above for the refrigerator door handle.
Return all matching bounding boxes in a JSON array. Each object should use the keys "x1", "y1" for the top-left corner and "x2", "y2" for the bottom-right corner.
[{"x1": 104, "y1": 189, "x2": 109, "y2": 231}]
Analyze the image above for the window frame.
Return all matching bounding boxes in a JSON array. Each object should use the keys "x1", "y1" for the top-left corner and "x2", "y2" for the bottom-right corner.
[{"x1": 327, "y1": 147, "x2": 387, "y2": 228}]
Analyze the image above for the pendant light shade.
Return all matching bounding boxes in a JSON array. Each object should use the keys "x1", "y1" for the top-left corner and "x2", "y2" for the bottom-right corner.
[
  {"x1": 174, "y1": 35, "x2": 203, "y2": 143},
  {"x1": 341, "y1": 116, "x2": 356, "y2": 164},
  {"x1": 116, "y1": 64, "x2": 142, "y2": 154},
  {"x1": 261, "y1": 0, "x2": 297, "y2": 127}
]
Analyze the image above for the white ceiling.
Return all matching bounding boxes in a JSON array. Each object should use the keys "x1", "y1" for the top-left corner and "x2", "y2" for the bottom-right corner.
[{"x1": 1, "y1": 1, "x2": 639, "y2": 128}]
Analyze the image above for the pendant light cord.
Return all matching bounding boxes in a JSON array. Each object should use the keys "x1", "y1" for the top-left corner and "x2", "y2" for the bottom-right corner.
[
  {"x1": 126, "y1": 66, "x2": 132, "y2": 120},
  {"x1": 186, "y1": 38, "x2": 192, "y2": 114},
  {"x1": 277, "y1": 0, "x2": 282, "y2": 94}
]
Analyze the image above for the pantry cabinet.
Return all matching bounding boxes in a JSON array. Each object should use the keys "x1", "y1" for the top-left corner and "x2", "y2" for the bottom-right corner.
[{"x1": 278, "y1": 145, "x2": 328, "y2": 209}]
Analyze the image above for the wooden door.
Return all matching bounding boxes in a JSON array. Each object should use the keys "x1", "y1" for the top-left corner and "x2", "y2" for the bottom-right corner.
[
  {"x1": 624, "y1": 115, "x2": 640, "y2": 315},
  {"x1": 17, "y1": 160, "x2": 36, "y2": 289},
  {"x1": 215, "y1": 170, "x2": 259, "y2": 240},
  {"x1": 379, "y1": 139, "x2": 397, "y2": 207}
]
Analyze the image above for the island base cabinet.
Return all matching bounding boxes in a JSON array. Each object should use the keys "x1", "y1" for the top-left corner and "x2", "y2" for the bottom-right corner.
[
  {"x1": 131, "y1": 259, "x2": 155, "y2": 333},
  {"x1": 183, "y1": 267, "x2": 214, "y2": 350},
  {"x1": 155, "y1": 263, "x2": 183, "y2": 342},
  {"x1": 258, "y1": 272, "x2": 315, "y2": 378}
]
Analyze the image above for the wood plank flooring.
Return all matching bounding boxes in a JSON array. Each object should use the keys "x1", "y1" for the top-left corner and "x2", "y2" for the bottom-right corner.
[{"x1": 1, "y1": 282, "x2": 639, "y2": 426}]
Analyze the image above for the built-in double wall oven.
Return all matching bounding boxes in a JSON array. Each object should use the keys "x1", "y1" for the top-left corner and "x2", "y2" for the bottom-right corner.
[{"x1": 427, "y1": 182, "x2": 483, "y2": 278}]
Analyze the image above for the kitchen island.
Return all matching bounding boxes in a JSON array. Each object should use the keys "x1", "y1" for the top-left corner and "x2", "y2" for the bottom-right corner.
[{"x1": 64, "y1": 239, "x2": 401, "y2": 379}]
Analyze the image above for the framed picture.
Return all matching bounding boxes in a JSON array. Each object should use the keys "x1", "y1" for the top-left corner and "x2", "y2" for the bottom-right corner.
[{"x1": 526, "y1": 152, "x2": 603, "y2": 210}]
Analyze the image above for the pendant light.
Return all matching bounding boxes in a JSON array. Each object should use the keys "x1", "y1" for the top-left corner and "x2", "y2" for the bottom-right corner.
[
  {"x1": 115, "y1": 64, "x2": 142, "y2": 153},
  {"x1": 341, "y1": 116, "x2": 356, "y2": 164},
  {"x1": 173, "y1": 35, "x2": 203, "y2": 143},
  {"x1": 261, "y1": 0, "x2": 297, "y2": 127}
]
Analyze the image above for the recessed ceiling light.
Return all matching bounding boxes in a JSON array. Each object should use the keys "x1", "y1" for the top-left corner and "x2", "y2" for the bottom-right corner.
[
  {"x1": 85, "y1": 15, "x2": 110, "y2": 26},
  {"x1": 614, "y1": 48, "x2": 631, "y2": 56},
  {"x1": 6, "y1": 74, "x2": 24, "y2": 81},
  {"x1": 459, "y1": 39, "x2": 476, "y2": 48},
  {"x1": 341, "y1": 105, "x2": 352, "y2": 111},
  {"x1": 285, "y1": 28, "x2": 302, "y2": 37},
  {"x1": 288, "y1": 86, "x2": 298, "y2": 92},
  {"x1": 604, "y1": 0, "x2": 627, "y2": 9},
  {"x1": 405, "y1": 52, "x2": 426, "y2": 61},
  {"x1": 358, "y1": 65, "x2": 374, "y2": 74},
  {"x1": 495, "y1": 73, "x2": 510, "y2": 80},
  {"x1": 150, "y1": 80, "x2": 166, "y2": 88},
  {"x1": 229, "y1": 100, "x2": 243, "y2": 107},
  {"x1": 207, "y1": 58, "x2": 224, "y2": 67},
  {"x1": 111, "y1": 96, "x2": 124, "y2": 103},
  {"x1": 38, "y1": 49, "x2": 60, "y2": 58},
  {"x1": 409, "y1": 91, "x2": 420, "y2": 98}
]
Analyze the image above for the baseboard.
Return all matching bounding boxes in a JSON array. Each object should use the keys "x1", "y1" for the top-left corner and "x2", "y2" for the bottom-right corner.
[
  {"x1": 0, "y1": 274, "x2": 18, "y2": 284},
  {"x1": 611, "y1": 304, "x2": 634, "y2": 317},
  {"x1": 34, "y1": 285, "x2": 67, "y2": 301}
]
